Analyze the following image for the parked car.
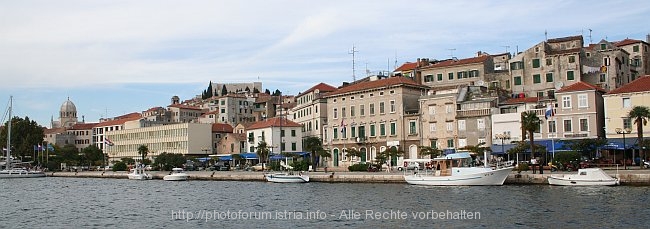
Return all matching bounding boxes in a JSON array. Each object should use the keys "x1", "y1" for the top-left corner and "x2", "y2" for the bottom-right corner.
[
  {"x1": 397, "y1": 162, "x2": 421, "y2": 171},
  {"x1": 211, "y1": 161, "x2": 230, "y2": 171},
  {"x1": 252, "y1": 163, "x2": 267, "y2": 171}
]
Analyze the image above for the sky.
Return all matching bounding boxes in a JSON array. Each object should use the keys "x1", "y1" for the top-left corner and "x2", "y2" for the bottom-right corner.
[{"x1": 1, "y1": 0, "x2": 649, "y2": 127}]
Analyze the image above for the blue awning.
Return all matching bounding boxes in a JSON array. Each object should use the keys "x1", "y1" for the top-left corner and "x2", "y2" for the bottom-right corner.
[
  {"x1": 269, "y1": 152, "x2": 310, "y2": 160},
  {"x1": 239, "y1": 153, "x2": 259, "y2": 160},
  {"x1": 602, "y1": 138, "x2": 638, "y2": 150},
  {"x1": 490, "y1": 144, "x2": 515, "y2": 154},
  {"x1": 216, "y1": 155, "x2": 233, "y2": 161},
  {"x1": 197, "y1": 157, "x2": 211, "y2": 162}
]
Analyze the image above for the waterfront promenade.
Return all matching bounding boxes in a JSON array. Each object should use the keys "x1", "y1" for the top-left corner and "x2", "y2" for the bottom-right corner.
[{"x1": 48, "y1": 168, "x2": 650, "y2": 185}]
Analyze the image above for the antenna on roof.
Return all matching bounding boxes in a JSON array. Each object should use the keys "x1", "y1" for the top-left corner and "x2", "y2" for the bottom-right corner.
[
  {"x1": 349, "y1": 45, "x2": 359, "y2": 81},
  {"x1": 448, "y1": 48, "x2": 456, "y2": 59},
  {"x1": 502, "y1": 46, "x2": 510, "y2": 53},
  {"x1": 588, "y1": 29, "x2": 593, "y2": 44},
  {"x1": 545, "y1": 30, "x2": 548, "y2": 41}
]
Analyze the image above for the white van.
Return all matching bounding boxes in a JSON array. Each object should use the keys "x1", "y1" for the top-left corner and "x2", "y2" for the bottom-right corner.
[{"x1": 397, "y1": 159, "x2": 433, "y2": 171}]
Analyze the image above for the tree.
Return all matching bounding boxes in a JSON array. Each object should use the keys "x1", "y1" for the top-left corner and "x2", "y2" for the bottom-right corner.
[
  {"x1": 137, "y1": 144, "x2": 149, "y2": 164},
  {"x1": 378, "y1": 147, "x2": 404, "y2": 166},
  {"x1": 272, "y1": 89, "x2": 282, "y2": 96},
  {"x1": 245, "y1": 86, "x2": 250, "y2": 92},
  {"x1": 345, "y1": 148, "x2": 364, "y2": 162},
  {"x1": 58, "y1": 144, "x2": 80, "y2": 165},
  {"x1": 459, "y1": 142, "x2": 492, "y2": 158},
  {"x1": 112, "y1": 161, "x2": 127, "y2": 171},
  {"x1": 303, "y1": 136, "x2": 327, "y2": 170},
  {"x1": 521, "y1": 111, "x2": 542, "y2": 173},
  {"x1": 82, "y1": 145, "x2": 104, "y2": 167},
  {"x1": 562, "y1": 138, "x2": 607, "y2": 159},
  {"x1": 121, "y1": 157, "x2": 135, "y2": 165},
  {"x1": 0, "y1": 116, "x2": 44, "y2": 161},
  {"x1": 265, "y1": 89, "x2": 271, "y2": 95},
  {"x1": 253, "y1": 87, "x2": 260, "y2": 93},
  {"x1": 221, "y1": 85, "x2": 228, "y2": 96},
  {"x1": 154, "y1": 152, "x2": 186, "y2": 171},
  {"x1": 255, "y1": 141, "x2": 270, "y2": 170},
  {"x1": 628, "y1": 106, "x2": 650, "y2": 167},
  {"x1": 419, "y1": 146, "x2": 442, "y2": 159}
]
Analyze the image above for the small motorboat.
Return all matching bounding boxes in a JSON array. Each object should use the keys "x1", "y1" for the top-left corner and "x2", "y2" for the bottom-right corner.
[
  {"x1": 547, "y1": 168, "x2": 619, "y2": 186},
  {"x1": 163, "y1": 168, "x2": 189, "y2": 181},
  {"x1": 127, "y1": 165, "x2": 152, "y2": 180},
  {"x1": 265, "y1": 172, "x2": 309, "y2": 183}
]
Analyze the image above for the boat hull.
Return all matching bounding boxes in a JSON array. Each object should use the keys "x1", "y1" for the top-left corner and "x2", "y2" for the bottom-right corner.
[
  {"x1": 265, "y1": 173, "x2": 309, "y2": 183},
  {"x1": 404, "y1": 167, "x2": 513, "y2": 186},
  {"x1": 163, "y1": 174, "x2": 189, "y2": 181},
  {"x1": 547, "y1": 168, "x2": 620, "y2": 186},
  {"x1": 128, "y1": 174, "x2": 152, "y2": 180},
  {"x1": 0, "y1": 170, "x2": 46, "y2": 179}
]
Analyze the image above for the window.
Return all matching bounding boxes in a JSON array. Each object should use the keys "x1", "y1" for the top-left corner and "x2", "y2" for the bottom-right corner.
[
  {"x1": 568, "y1": 56, "x2": 575, "y2": 63},
  {"x1": 437, "y1": 73, "x2": 443, "y2": 81},
  {"x1": 430, "y1": 140, "x2": 437, "y2": 148},
  {"x1": 548, "y1": 120, "x2": 556, "y2": 133},
  {"x1": 532, "y1": 59, "x2": 540, "y2": 68},
  {"x1": 429, "y1": 123, "x2": 437, "y2": 132},
  {"x1": 633, "y1": 45, "x2": 639, "y2": 52},
  {"x1": 380, "y1": 123, "x2": 386, "y2": 136},
  {"x1": 506, "y1": 80, "x2": 510, "y2": 89},
  {"x1": 563, "y1": 119, "x2": 572, "y2": 132},
  {"x1": 333, "y1": 108, "x2": 338, "y2": 119},
  {"x1": 342, "y1": 107, "x2": 346, "y2": 118},
  {"x1": 369, "y1": 103, "x2": 375, "y2": 115},
  {"x1": 409, "y1": 121, "x2": 417, "y2": 135},
  {"x1": 448, "y1": 72, "x2": 454, "y2": 80},
  {"x1": 351, "y1": 126, "x2": 356, "y2": 138},
  {"x1": 477, "y1": 119, "x2": 485, "y2": 130},
  {"x1": 389, "y1": 100, "x2": 396, "y2": 113},
  {"x1": 623, "y1": 118, "x2": 632, "y2": 129},
  {"x1": 562, "y1": 96, "x2": 571, "y2": 108},
  {"x1": 424, "y1": 74, "x2": 434, "y2": 82},
  {"x1": 537, "y1": 91, "x2": 544, "y2": 98},
  {"x1": 533, "y1": 74, "x2": 541, "y2": 84},
  {"x1": 341, "y1": 126, "x2": 347, "y2": 138},
  {"x1": 469, "y1": 70, "x2": 479, "y2": 77},
  {"x1": 445, "y1": 104, "x2": 452, "y2": 113},
  {"x1": 428, "y1": 105, "x2": 436, "y2": 115},
  {"x1": 546, "y1": 59, "x2": 552, "y2": 66},
  {"x1": 579, "y1": 119, "x2": 588, "y2": 131},
  {"x1": 458, "y1": 120, "x2": 466, "y2": 131},
  {"x1": 390, "y1": 122, "x2": 396, "y2": 136},
  {"x1": 600, "y1": 43, "x2": 606, "y2": 50},
  {"x1": 359, "y1": 105, "x2": 365, "y2": 116},
  {"x1": 281, "y1": 130, "x2": 285, "y2": 137},
  {"x1": 623, "y1": 98, "x2": 631, "y2": 108},
  {"x1": 281, "y1": 143, "x2": 286, "y2": 151},
  {"x1": 566, "y1": 71, "x2": 575, "y2": 80},
  {"x1": 291, "y1": 142, "x2": 296, "y2": 151},
  {"x1": 291, "y1": 129, "x2": 296, "y2": 137},
  {"x1": 546, "y1": 73, "x2": 553, "y2": 82},
  {"x1": 350, "y1": 105, "x2": 355, "y2": 117},
  {"x1": 578, "y1": 94, "x2": 588, "y2": 108},
  {"x1": 458, "y1": 139, "x2": 467, "y2": 148},
  {"x1": 514, "y1": 76, "x2": 522, "y2": 85},
  {"x1": 446, "y1": 122, "x2": 453, "y2": 131},
  {"x1": 447, "y1": 139, "x2": 454, "y2": 148},
  {"x1": 370, "y1": 124, "x2": 376, "y2": 136},
  {"x1": 510, "y1": 61, "x2": 524, "y2": 70},
  {"x1": 379, "y1": 102, "x2": 385, "y2": 114},
  {"x1": 333, "y1": 128, "x2": 338, "y2": 139}
]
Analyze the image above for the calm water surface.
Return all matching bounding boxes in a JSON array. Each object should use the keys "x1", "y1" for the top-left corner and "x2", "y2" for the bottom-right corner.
[{"x1": 1, "y1": 177, "x2": 649, "y2": 228}]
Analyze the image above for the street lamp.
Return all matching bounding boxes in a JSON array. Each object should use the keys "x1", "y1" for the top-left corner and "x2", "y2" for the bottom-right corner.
[
  {"x1": 615, "y1": 128, "x2": 631, "y2": 169},
  {"x1": 202, "y1": 148, "x2": 211, "y2": 168},
  {"x1": 495, "y1": 133, "x2": 511, "y2": 162}
]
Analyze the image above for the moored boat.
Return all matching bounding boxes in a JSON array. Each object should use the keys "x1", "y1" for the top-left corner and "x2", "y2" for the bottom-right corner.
[
  {"x1": 265, "y1": 172, "x2": 309, "y2": 183},
  {"x1": 547, "y1": 168, "x2": 619, "y2": 186},
  {"x1": 0, "y1": 96, "x2": 46, "y2": 179},
  {"x1": 127, "y1": 164, "x2": 152, "y2": 180},
  {"x1": 163, "y1": 168, "x2": 189, "y2": 181},
  {"x1": 403, "y1": 153, "x2": 513, "y2": 186}
]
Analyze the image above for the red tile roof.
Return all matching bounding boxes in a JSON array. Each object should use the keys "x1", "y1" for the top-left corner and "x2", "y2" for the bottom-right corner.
[
  {"x1": 44, "y1": 127, "x2": 66, "y2": 134},
  {"x1": 501, "y1": 97, "x2": 540, "y2": 105},
  {"x1": 547, "y1": 35, "x2": 583, "y2": 43},
  {"x1": 325, "y1": 76, "x2": 425, "y2": 97},
  {"x1": 95, "y1": 113, "x2": 142, "y2": 127},
  {"x1": 247, "y1": 117, "x2": 302, "y2": 130},
  {"x1": 607, "y1": 75, "x2": 650, "y2": 95},
  {"x1": 556, "y1": 81, "x2": 606, "y2": 93},
  {"x1": 423, "y1": 55, "x2": 489, "y2": 69},
  {"x1": 212, "y1": 123, "x2": 233, "y2": 133},
  {"x1": 394, "y1": 62, "x2": 418, "y2": 72},
  {"x1": 168, "y1": 104, "x2": 203, "y2": 110},
  {"x1": 297, "y1": 83, "x2": 336, "y2": 97},
  {"x1": 69, "y1": 123, "x2": 98, "y2": 130},
  {"x1": 615, "y1": 38, "x2": 646, "y2": 47}
]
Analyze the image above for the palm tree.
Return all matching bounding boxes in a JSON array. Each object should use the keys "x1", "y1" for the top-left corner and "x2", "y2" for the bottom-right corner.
[
  {"x1": 521, "y1": 111, "x2": 541, "y2": 173},
  {"x1": 137, "y1": 145, "x2": 149, "y2": 165},
  {"x1": 460, "y1": 142, "x2": 492, "y2": 165},
  {"x1": 303, "y1": 136, "x2": 324, "y2": 169},
  {"x1": 345, "y1": 148, "x2": 364, "y2": 163},
  {"x1": 628, "y1": 106, "x2": 650, "y2": 167},
  {"x1": 255, "y1": 141, "x2": 270, "y2": 170},
  {"x1": 419, "y1": 146, "x2": 441, "y2": 159}
]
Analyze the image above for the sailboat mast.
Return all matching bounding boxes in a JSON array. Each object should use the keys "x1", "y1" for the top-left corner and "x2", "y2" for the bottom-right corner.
[{"x1": 6, "y1": 96, "x2": 12, "y2": 169}]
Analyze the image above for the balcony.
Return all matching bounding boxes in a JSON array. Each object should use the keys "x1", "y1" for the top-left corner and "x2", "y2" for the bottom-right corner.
[{"x1": 456, "y1": 109, "x2": 491, "y2": 118}]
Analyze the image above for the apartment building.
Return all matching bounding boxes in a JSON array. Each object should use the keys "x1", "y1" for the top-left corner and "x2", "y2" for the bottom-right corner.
[
  {"x1": 551, "y1": 81, "x2": 606, "y2": 140},
  {"x1": 216, "y1": 94, "x2": 256, "y2": 126},
  {"x1": 615, "y1": 37, "x2": 650, "y2": 77},
  {"x1": 420, "y1": 85, "x2": 461, "y2": 152},
  {"x1": 245, "y1": 117, "x2": 303, "y2": 155},
  {"x1": 603, "y1": 75, "x2": 650, "y2": 140},
  {"x1": 324, "y1": 76, "x2": 428, "y2": 168},
  {"x1": 419, "y1": 54, "x2": 494, "y2": 88},
  {"x1": 289, "y1": 83, "x2": 336, "y2": 140},
  {"x1": 583, "y1": 40, "x2": 631, "y2": 91}
]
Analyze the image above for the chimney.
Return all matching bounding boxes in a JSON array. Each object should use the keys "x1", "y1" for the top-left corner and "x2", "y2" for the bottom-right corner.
[
  {"x1": 416, "y1": 58, "x2": 421, "y2": 67},
  {"x1": 477, "y1": 51, "x2": 482, "y2": 57},
  {"x1": 647, "y1": 34, "x2": 650, "y2": 43}
]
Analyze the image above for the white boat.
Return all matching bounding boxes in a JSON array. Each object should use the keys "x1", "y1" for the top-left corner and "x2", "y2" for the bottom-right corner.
[
  {"x1": 265, "y1": 172, "x2": 309, "y2": 183},
  {"x1": 127, "y1": 164, "x2": 152, "y2": 180},
  {"x1": 0, "y1": 96, "x2": 46, "y2": 179},
  {"x1": 547, "y1": 168, "x2": 619, "y2": 186},
  {"x1": 404, "y1": 153, "x2": 513, "y2": 186},
  {"x1": 163, "y1": 168, "x2": 189, "y2": 181}
]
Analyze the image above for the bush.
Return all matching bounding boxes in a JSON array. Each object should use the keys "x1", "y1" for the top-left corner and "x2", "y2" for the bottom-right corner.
[
  {"x1": 516, "y1": 163, "x2": 529, "y2": 171},
  {"x1": 291, "y1": 160, "x2": 310, "y2": 171},
  {"x1": 348, "y1": 163, "x2": 369, "y2": 172},
  {"x1": 112, "y1": 162, "x2": 127, "y2": 171}
]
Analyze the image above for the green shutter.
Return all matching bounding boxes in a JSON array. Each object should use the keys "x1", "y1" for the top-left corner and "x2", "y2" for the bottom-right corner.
[
  {"x1": 514, "y1": 76, "x2": 522, "y2": 85},
  {"x1": 567, "y1": 71, "x2": 574, "y2": 80},
  {"x1": 532, "y1": 59, "x2": 540, "y2": 68},
  {"x1": 546, "y1": 73, "x2": 553, "y2": 82},
  {"x1": 448, "y1": 72, "x2": 454, "y2": 80},
  {"x1": 533, "y1": 74, "x2": 541, "y2": 83}
]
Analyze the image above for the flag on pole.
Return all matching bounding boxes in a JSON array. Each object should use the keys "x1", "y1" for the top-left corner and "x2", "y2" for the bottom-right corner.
[
  {"x1": 545, "y1": 104, "x2": 555, "y2": 120},
  {"x1": 104, "y1": 138, "x2": 114, "y2": 146},
  {"x1": 38, "y1": 144, "x2": 43, "y2": 152},
  {"x1": 340, "y1": 118, "x2": 346, "y2": 133},
  {"x1": 47, "y1": 143, "x2": 55, "y2": 152}
]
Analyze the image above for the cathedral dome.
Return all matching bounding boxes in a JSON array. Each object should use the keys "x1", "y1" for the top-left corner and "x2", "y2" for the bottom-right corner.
[{"x1": 60, "y1": 98, "x2": 77, "y2": 114}]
